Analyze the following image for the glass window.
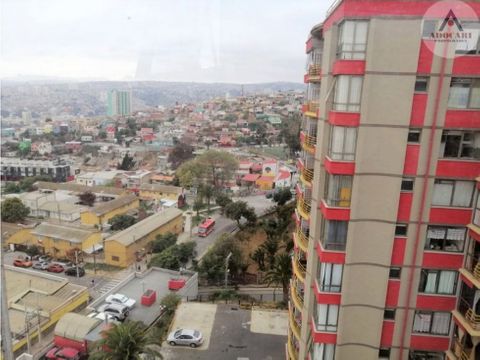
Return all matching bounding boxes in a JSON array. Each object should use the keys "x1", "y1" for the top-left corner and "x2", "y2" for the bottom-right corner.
[
  {"x1": 312, "y1": 343, "x2": 335, "y2": 360},
  {"x1": 415, "y1": 77, "x2": 428, "y2": 92},
  {"x1": 337, "y1": 20, "x2": 368, "y2": 60},
  {"x1": 401, "y1": 178, "x2": 414, "y2": 191},
  {"x1": 322, "y1": 220, "x2": 348, "y2": 250},
  {"x1": 474, "y1": 193, "x2": 480, "y2": 227},
  {"x1": 329, "y1": 126, "x2": 357, "y2": 161},
  {"x1": 395, "y1": 224, "x2": 408, "y2": 236},
  {"x1": 439, "y1": 130, "x2": 480, "y2": 159},
  {"x1": 333, "y1": 75, "x2": 363, "y2": 112},
  {"x1": 317, "y1": 262, "x2": 343, "y2": 292},
  {"x1": 315, "y1": 303, "x2": 339, "y2": 332},
  {"x1": 448, "y1": 78, "x2": 480, "y2": 109},
  {"x1": 384, "y1": 309, "x2": 396, "y2": 320},
  {"x1": 409, "y1": 350, "x2": 445, "y2": 360},
  {"x1": 432, "y1": 180, "x2": 474, "y2": 207},
  {"x1": 389, "y1": 267, "x2": 401, "y2": 279},
  {"x1": 425, "y1": 226, "x2": 466, "y2": 252},
  {"x1": 418, "y1": 269, "x2": 457, "y2": 295},
  {"x1": 408, "y1": 129, "x2": 421, "y2": 143},
  {"x1": 455, "y1": 21, "x2": 480, "y2": 54},
  {"x1": 379, "y1": 348, "x2": 391, "y2": 359},
  {"x1": 325, "y1": 174, "x2": 353, "y2": 207},
  {"x1": 412, "y1": 311, "x2": 451, "y2": 335}
]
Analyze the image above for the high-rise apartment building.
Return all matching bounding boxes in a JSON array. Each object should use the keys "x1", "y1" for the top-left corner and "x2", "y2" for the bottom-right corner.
[
  {"x1": 289, "y1": 1, "x2": 480, "y2": 360},
  {"x1": 107, "y1": 90, "x2": 133, "y2": 116}
]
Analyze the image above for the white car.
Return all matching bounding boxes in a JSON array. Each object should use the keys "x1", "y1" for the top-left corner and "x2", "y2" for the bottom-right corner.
[
  {"x1": 105, "y1": 293, "x2": 136, "y2": 309},
  {"x1": 87, "y1": 311, "x2": 120, "y2": 324},
  {"x1": 167, "y1": 329, "x2": 204, "y2": 348}
]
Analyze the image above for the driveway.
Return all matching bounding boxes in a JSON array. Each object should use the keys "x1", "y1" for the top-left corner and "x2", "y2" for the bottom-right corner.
[{"x1": 161, "y1": 303, "x2": 287, "y2": 360}]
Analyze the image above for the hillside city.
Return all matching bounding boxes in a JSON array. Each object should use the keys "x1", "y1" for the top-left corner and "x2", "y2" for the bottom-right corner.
[{"x1": 1, "y1": 1, "x2": 480, "y2": 360}]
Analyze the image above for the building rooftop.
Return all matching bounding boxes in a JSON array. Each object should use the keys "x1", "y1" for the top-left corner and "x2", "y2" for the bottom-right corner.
[
  {"x1": 86, "y1": 194, "x2": 138, "y2": 216},
  {"x1": 31, "y1": 222, "x2": 97, "y2": 243},
  {"x1": 34, "y1": 181, "x2": 125, "y2": 196},
  {"x1": 105, "y1": 208, "x2": 183, "y2": 246},
  {"x1": 139, "y1": 183, "x2": 183, "y2": 194}
]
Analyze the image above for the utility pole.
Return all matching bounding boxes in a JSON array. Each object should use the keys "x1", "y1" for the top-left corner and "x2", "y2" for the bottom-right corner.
[
  {"x1": 225, "y1": 252, "x2": 232, "y2": 289},
  {"x1": 1, "y1": 232, "x2": 14, "y2": 360},
  {"x1": 92, "y1": 244, "x2": 97, "y2": 275},
  {"x1": 75, "y1": 250, "x2": 79, "y2": 278}
]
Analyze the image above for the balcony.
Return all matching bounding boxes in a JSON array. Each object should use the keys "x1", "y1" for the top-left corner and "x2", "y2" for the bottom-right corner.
[
  {"x1": 299, "y1": 167, "x2": 314, "y2": 187},
  {"x1": 289, "y1": 304, "x2": 302, "y2": 340},
  {"x1": 296, "y1": 195, "x2": 311, "y2": 220},
  {"x1": 453, "y1": 297, "x2": 480, "y2": 337},
  {"x1": 294, "y1": 226, "x2": 309, "y2": 253},
  {"x1": 292, "y1": 253, "x2": 306, "y2": 283},
  {"x1": 287, "y1": 332, "x2": 299, "y2": 360},
  {"x1": 290, "y1": 279, "x2": 304, "y2": 311},
  {"x1": 448, "y1": 338, "x2": 476, "y2": 360},
  {"x1": 303, "y1": 101, "x2": 319, "y2": 118},
  {"x1": 302, "y1": 133, "x2": 317, "y2": 155},
  {"x1": 459, "y1": 253, "x2": 480, "y2": 289}
]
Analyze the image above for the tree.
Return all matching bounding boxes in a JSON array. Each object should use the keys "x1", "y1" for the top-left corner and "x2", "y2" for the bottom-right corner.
[
  {"x1": 168, "y1": 142, "x2": 194, "y2": 170},
  {"x1": 3, "y1": 182, "x2": 21, "y2": 194},
  {"x1": 224, "y1": 201, "x2": 256, "y2": 229},
  {"x1": 151, "y1": 233, "x2": 177, "y2": 253},
  {"x1": 108, "y1": 214, "x2": 136, "y2": 231},
  {"x1": 273, "y1": 188, "x2": 293, "y2": 206},
  {"x1": 193, "y1": 198, "x2": 204, "y2": 217},
  {"x1": 250, "y1": 248, "x2": 266, "y2": 271},
  {"x1": 78, "y1": 191, "x2": 96, "y2": 207},
  {"x1": 263, "y1": 253, "x2": 292, "y2": 303},
  {"x1": 98, "y1": 130, "x2": 107, "y2": 139},
  {"x1": 89, "y1": 321, "x2": 161, "y2": 360},
  {"x1": 199, "y1": 184, "x2": 214, "y2": 212},
  {"x1": 19, "y1": 175, "x2": 53, "y2": 192},
  {"x1": 260, "y1": 238, "x2": 280, "y2": 269},
  {"x1": 160, "y1": 293, "x2": 181, "y2": 316},
  {"x1": 1, "y1": 198, "x2": 30, "y2": 223},
  {"x1": 176, "y1": 160, "x2": 206, "y2": 188},
  {"x1": 215, "y1": 193, "x2": 232, "y2": 213},
  {"x1": 117, "y1": 153, "x2": 136, "y2": 171},
  {"x1": 149, "y1": 242, "x2": 196, "y2": 270}
]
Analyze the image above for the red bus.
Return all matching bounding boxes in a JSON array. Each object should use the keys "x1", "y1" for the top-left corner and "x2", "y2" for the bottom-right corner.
[{"x1": 198, "y1": 218, "x2": 215, "y2": 237}]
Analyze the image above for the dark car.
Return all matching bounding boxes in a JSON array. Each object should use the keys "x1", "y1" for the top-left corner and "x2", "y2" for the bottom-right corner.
[
  {"x1": 64, "y1": 267, "x2": 85, "y2": 277},
  {"x1": 47, "y1": 264, "x2": 64, "y2": 273}
]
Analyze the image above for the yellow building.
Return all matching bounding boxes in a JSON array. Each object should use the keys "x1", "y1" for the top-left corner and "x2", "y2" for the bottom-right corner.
[
  {"x1": 104, "y1": 208, "x2": 184, "y2": 267},
  {"x1": 138, "y1": 184, "x2": 183, "y2": 201},
  {"x1": 256, "y1": 176, "x2": 275, "y2": 190},
  {"x1": 80, "y1": 194, "x2": 139, "y2": 227},
  {"x1": 30, "y1": 222, "x2": 102, "y2": 258},
  {"x1": 2, "y1": 222, "x2": 37, "y2": 250}
]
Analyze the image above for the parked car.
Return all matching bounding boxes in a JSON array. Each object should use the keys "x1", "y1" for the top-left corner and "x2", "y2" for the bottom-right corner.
[
  {"x1": 45, "y1": 347, "x2": 80, "y2": 360},
  {"x1": 64, "y1": 267, "x2": 85, "y2": 277},
  {"x1": 51, "y1": 261, "x2": 73, "y2": 268},
  {"x1": 38, "y1": 255, "x2": 52, "y2": 262},
  {"x1": 167, "y1": 329, "x2": 204, "y2": 348},
  {"x1": 87, "y1": 312, "x2": 120, "y2": 325},
  {"x1": 13, "y1": 259, "x2": 33, "y2": 268},
  {"x1": 32, "y1": 261, "x2": 50, "y2": 270},
  {"x1": 47, "y1": 264, "x2": 64, "y2": 273},
  {"x1": 105, "y1": 293, "x2": 136, "y2": 309},
  {"x1": 97, "y1": 303, "x2": 129, "y2": 322}
]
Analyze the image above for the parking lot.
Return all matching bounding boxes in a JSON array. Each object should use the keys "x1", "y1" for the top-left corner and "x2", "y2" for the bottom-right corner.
[{"x1": 161, "y1": 303, "x2": 288, "y2": 360}]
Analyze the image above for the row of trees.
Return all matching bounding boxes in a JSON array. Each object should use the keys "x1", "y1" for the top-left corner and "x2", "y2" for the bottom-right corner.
[{"x1": 148, "y1": 233, "x2": 196, "y2": 271}]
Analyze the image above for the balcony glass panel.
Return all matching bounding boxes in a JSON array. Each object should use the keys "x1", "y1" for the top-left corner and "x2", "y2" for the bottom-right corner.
[
  {"x1": 329, "y1": 126, "x2": 357, "y2": 161},
  {"x1": 337, "y1": 20, "x2": 368, "y2": 60},
  {"x1": 325, "y1": 174, "x2": 352, "y2": 207}
]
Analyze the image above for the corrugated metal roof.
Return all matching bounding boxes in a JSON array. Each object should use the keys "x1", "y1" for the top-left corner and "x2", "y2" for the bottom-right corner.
[
  {"x1": 88, "y1": 194, "x2": 138, "y2": 216},
  {"x1": 139, "y1": 184, "x2": 183, "y2": 194},
  {"x1": 34, "y1": 181, "x2": 125, "y2": 196},
  {"x1": 105, "y1": 208, "x2": 183, "y2": 246},
  {"x1": 54, "y1": 313, "x2": 101, "y2": 341},
  {"x1": 31, "y1": 222, "x2": 97, "y2": 243}
]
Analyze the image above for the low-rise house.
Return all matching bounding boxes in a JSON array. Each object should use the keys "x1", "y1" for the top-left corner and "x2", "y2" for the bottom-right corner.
[
  {"x1": 80, "y1": 194, "x2": 139, "y2": 227},
  {"x1": 115, "y1": 170, "x2": 152, "y2": 191},
  {"x1": 104, "y1": 208, "x2": 184, "y2": 267},
  {"x1": 2, "y1": 222, "x2": 37, "y2": 251},
  {"x1": 138, "y1": 184, "x2": 183, "y2": 202},
  {"x1": 75, "y1": 170, "x2": 123, "y2": 187}
]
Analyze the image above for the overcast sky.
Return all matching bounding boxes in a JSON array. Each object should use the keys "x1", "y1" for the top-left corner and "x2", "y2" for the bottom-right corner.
[{"x1": 1, "y1": 0, "x2": 330, "y2": 83}]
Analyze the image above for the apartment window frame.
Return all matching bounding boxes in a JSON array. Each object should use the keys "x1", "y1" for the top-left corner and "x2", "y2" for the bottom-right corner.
[
  {"x1": 324, "y1": 174, "x2": 353, "y2": 207},
  {"x1": 395, "y1": 224, "x2": 408, "y2": 237},
  {"x1": 321, "y1": 219, "x2": 348, "y2": 251},
  {"x1": 432, "y1": 179, "x2": 475, "y2": 208},
  {"x1": 312, "y1": 343, "x2": 335, "y2": 360},
  {"x1": 448, "y1": 78, "x2": 480, "y2": 109},
  {"x1": 414, "y1": 77, "x2": 429, "y2": 93},
  {"x1": 401, "y1": 178, "x2": 415, "y2": 191},
  {"x1": 424, "y1": 225, "x2": 466, "y2": 253},
  {"x1": 332, "y1": 75, "x2": 363, "y2": 112},
  {"x1": 412, "y1": 310, "x2": 451, "y2": 336},
  {"x1": 111, "y1": 255, "x2": 120, "y2": 262},
  {"x1": 389, "y1": 267, "x2": 401, "y2": 279},
  {"x1": 439, "y1": 130, "x2": 480, "y2": 159},
  {"x1": 418, "y1": 269, "x2": 457, "y2": 295},
  {"x1": 337, "y1": 20, "x2": 369, "y2": 60},
  {"x1": 314, "y1": 303, "x2": 339, "y2": 332},
  {"x1": 455, "y1": 21, "x2": 480, "y2": 55},
  {"x1": 407, "y1": 129, "x2": 421, "y2": 143},
  {"x1": 328, "y1": 125, "x2": 357, "y2": 161},
  {"x1": 384, "y1": 309, "x2": 396, "y2": 320},
  {"x1": 408, "y1": 350, "x2": 445, "y2": 360},
  {"x1": 379, "y1": 348, "x2": 391, "y2": 359},
  {"x1": 473, "y1": 191, "x2": 480, "y2": 227},
  {"x1": 317, "y1": 262, "x2": 343, "y2": 293}
]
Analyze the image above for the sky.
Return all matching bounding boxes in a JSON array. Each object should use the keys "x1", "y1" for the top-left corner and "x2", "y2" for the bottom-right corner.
[{"x1": 0, "y1": 0, "x2": 330, "y2": 83}]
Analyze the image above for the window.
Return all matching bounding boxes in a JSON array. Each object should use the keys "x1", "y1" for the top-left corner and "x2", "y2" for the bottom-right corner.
[
  {"x1": 333, "y1": 75, "x2": 363, "y2": 112},
  {"x1": 325, "y1": 174, "x2": 353, "y2": 207},
  {"x1": 401, "y1": 178, "x2": 414, "y2": 191},
  {"x1": 384, "y1": 309, "x2": 396, "y2": 320},
  {"x1": 455, "y1": 21, "x2": 480, "y2": 54},
  {"x1": 312, "y1": 343, "x2": 335, "y2": 360},
  {"x1": 395, "y1": 224, "x2": 408, "y2": 236},
  {"x1": 317, "y1": 262, "x2": 343, "y2": 292},
  {"x1": 408, "y1": 129, "x2": 421, "y2": 143},
  {"x1": 111, "y1": 256, "x2": 119, "y2": 262},
  {"x1": 448, "y1": 78, "x2": 480, "y2": 109},
  {"x1": 379, "y1": 348, "x2": 391, "y2": 359},
  {"x1": 432, "y1": 179, "x2": 474, "y2": 207},
  {"x1": 474, "y1": 193, "x2": 480, "y2": 227},
  {"x1": 418, "y1": 269, "x2": 457, "y2": 294},
  {"x1": 337, "y1": 20, "x2": 368, "y2": 60},
  {"x1": 389, "y1": 267, "x2": 401, "y2": 279},
  {"x1": 439, "y1": 130, "x2": 480, "y2": 159},
  {"x1": 422, "y1": 20, "x2": 437, "y2": 38},
  {"x1": 322, "y1": 220, "x2": 348, "y2": 250},
  {"x1": 315, "y1": 303, "x2": 339, "y2": 332},
  {"x1": 412, "y1": 311, "x2": 451, "y2": 335},
  {"x1": 409, "y1": 350, "x2": 445, "y2": 360},
  {"x1": 415, "y1": 77, "x2": 428, "y2": 92},
  {"x1": 424, "y1": 226, "x2": 466, "y2": 252},
  {"x1": 329, "y1": 126, "x2": 357, "y2": 161}
]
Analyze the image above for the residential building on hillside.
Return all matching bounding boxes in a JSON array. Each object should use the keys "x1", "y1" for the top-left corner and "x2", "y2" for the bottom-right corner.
[
  {"x1": 0, "y1": 158, "x2": 72, "y2": 182},
  {"x1": 107, "y1": 90, "x2": 133, "y2": 116},
  {"x1": 289, "y1": 2, "x2": 480, "y2": 360}
]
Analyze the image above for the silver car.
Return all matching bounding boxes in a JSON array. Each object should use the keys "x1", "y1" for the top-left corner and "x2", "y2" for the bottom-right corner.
[{"x1": 167, "y1": 329, "x2": 203, "y2": 348}]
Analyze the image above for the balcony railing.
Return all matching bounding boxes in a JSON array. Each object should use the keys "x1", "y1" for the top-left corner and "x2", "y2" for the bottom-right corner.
[
  {"x1": 465, "y1": 253, "x2": 480, "y2": 281},
  {"x1": 308, "y1": 64, "x2": 321, "y2": 77},
  {"x1": 289, "y1": 305, "x2": 302, "y2": 340},
  {"x1": 296, "y1": 195, "x2": 311, "y2": 220},
  {"x1": 300, "y1": 167, "x2": 314, "y2": 186},
  {"x1": 290, "y1": 279, "x2": 304, "y2": 310},
  {"x1": 292, "y1": 254, "x2": 307, "y2": 282},
  {"x1": 287, "y1": 332, "x2": 299, "y2": 360},
  {"x1": 302, "y1": 134, "x2": 317, "y2": 154},
  {"x1": 458, "y1": 297, "x2": 480, "y2": 331},
  {"x1": 295, "y1": 226, "x2": 309, "y2": 252},
  {"x1": 306, "y1": 101, "x2": 320, "y2": 113},
  {"x1": 451, "y1": 338, "x2": 474, "y2": 360}
]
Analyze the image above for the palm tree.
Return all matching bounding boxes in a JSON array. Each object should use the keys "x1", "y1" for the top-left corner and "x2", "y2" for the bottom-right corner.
[
  {"x1": 89, "y1": 321, "x2": 161, "y2": 360},
  {"x1": 263, "y1": 253, "x2": 292, "y2": 303},
  {"x1": 260, "y1": 238, "x2": 280, "y2": 269}
]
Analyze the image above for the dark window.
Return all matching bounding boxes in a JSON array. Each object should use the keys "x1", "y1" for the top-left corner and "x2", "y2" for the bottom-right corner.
[
  {"x1": 111, "y1": 256, "x2": 120, "y2": 262},
  {"x1": 395, "y1": 224, "x2": 408, "y2": 236},
  {"x1": 322, "y1": 220, "x2": 348, "y2": 250},
  {"x1": 424, "y1": 226, "x2": 466, "y2": 252},
  {"x1": 439, "y1": 130, "x2": 479, "y2": 159},
  {"x1": 415, "y1": 77, "x2": 428, "y2": 92},
  {"x1": 379, "y1": 348, "x2": 391, "y2": 359},
  {"x1": 408, "y1": 130, "x2": 421, "y2": 143},
  {"x1": 384, "y1": 309, "x2": 396, "y2": 320},
  {"x1": 401, "y1": 178, "x2": 414, "y2": 191},
  {"x1": 389, "y1": 267, "x2": 401, "y2": 279},
  {"x1": 409, "y1": 350, "x2": 445, "y2": 360}
]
